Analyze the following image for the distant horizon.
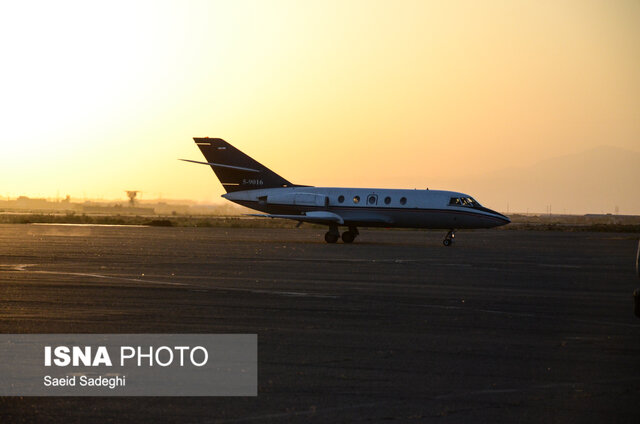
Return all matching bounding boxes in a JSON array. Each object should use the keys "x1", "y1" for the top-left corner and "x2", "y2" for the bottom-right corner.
[
  {"x1": 4, "y1": 143, "x2": 639, "y2": 215},
  {"x1": 2, "y1": 193, "x2": 637, "y2": 218}
]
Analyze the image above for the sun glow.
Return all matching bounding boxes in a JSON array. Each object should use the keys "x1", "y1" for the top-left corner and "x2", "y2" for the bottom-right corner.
[{"x1": 1, "y1": 1, "x2": 639, "y2": 212}]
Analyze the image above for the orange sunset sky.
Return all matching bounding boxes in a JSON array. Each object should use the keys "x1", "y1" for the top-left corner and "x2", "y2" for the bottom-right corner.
[{"x1": 1, "y1": 1, "x2": 639, "y2": 214}]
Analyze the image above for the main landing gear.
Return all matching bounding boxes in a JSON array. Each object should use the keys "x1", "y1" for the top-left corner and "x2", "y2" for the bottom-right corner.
[
  {"x1": 341, "y1": 227, "x2": 359, "y2": 244},
  {"x1": 443, "y1": 230, "x2": 455, "y2": 246},
  {"x1": 324, "y1": 226, "x2": 359, "y2": 244}
]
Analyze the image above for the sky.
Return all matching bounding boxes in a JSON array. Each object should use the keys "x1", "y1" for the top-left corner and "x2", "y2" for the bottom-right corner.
[{"x1": 1, "y1": 0, "x2": 639, "y2": 213}]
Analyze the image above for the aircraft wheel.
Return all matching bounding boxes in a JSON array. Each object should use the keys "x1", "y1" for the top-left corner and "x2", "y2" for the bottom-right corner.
[
  {"x1": 342, "y1": 231, "x2": 355, "y2": 243},
  {"x1": 443, "y1": 229, "x2": 455, "y2": 246},
  {"x1": 324, "y1": 231, "x2": 339, "y2": 244}
]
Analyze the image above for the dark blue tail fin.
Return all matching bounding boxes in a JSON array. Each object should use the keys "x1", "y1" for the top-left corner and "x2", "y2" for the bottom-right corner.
[{"x1": 187, "y1": 138, "x2": 296, "y2": 193}]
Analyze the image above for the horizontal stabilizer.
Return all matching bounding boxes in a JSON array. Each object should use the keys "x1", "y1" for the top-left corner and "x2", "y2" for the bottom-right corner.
[{"x1": 179, "y1": 159, "x2": 260, "y2": 172}]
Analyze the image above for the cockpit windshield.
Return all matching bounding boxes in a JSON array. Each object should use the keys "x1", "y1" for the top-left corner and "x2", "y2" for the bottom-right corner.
[{"x1": 449, "y1": 197, "x2": 481, "y2": 208}]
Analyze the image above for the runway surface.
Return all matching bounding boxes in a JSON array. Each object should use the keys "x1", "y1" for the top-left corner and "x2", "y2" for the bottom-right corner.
[{"x1": 1, "y1": 224, "x2": 639, "y2": 423}]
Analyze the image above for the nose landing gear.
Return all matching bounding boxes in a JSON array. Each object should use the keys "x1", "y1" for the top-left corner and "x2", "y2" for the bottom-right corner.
[{"x1": 443, "y1": 230, "x2": 455, "y2": 246}]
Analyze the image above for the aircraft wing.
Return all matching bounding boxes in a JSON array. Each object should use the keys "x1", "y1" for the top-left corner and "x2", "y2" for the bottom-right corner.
[
  {"x1": 247, "y1": 211, "x2": 345, "y2": 225},
  {"x1": 247, "y1": 210, "x2": 395, "y2": 225}
]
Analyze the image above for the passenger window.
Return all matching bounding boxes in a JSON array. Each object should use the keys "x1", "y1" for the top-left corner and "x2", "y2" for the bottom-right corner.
[
  {"x1": 353, "y1": 196, "x2": 360, "y2": 204},
  {"x1": 400, "y1": 197, "x2": 407, "y2": 205},
  {"x1": 384, "y1": 197, "x2": 391, "y2": 205},
  {"x1": 338, "y1": 195, "x2": 344, "y2": 203}
]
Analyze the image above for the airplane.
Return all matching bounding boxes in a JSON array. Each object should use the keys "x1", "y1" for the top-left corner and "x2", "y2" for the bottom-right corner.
[{"x1": 181, "y1": 138, "x2": 510, "y2": 245}]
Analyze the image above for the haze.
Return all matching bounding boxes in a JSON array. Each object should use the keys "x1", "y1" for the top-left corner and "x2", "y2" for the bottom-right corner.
[{"x1": 1, "y1": 1, "x2": 639, "y2": 214}]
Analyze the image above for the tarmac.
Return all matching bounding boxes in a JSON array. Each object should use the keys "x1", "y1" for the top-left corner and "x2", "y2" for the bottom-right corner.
[{"x1": 1, "y1": 224, "x2": 639, "y2": 423}]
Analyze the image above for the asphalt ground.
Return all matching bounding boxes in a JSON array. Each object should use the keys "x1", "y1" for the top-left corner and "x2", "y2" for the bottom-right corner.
[{"x1": 0, "y1": 224, "x2": 639, "y2": 423}]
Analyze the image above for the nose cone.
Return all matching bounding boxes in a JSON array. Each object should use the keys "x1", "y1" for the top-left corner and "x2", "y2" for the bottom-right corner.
[
  {"x1": 474, "y1": 205, "x2": 511, "y2": 227},
  {"x1": 490, "y1": 210, "x2": 511, "y2": 226}
]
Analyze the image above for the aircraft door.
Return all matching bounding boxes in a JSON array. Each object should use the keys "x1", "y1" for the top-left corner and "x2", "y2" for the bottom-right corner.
[{"x1": 367, "y1": 194, "x2": 378, "y2": 206}]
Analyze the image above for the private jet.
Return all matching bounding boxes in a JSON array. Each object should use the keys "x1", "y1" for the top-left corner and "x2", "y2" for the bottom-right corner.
[{"x1": 181, "y1": 138, "x2": 510, "y2": 244}]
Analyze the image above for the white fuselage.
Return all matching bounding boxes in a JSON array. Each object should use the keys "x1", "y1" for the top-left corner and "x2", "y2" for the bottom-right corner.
[{"x1": 223, "y1": 186, "x2": 510, "y2": 229}]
